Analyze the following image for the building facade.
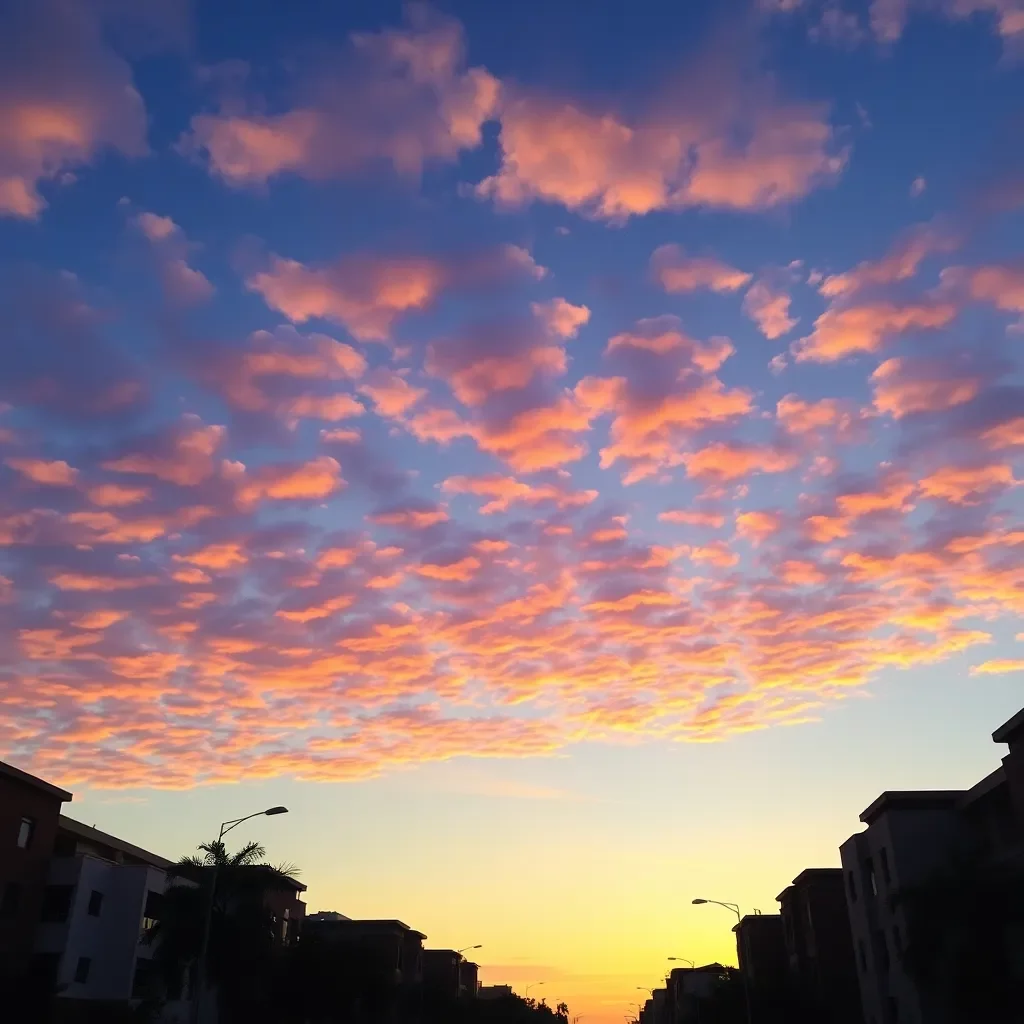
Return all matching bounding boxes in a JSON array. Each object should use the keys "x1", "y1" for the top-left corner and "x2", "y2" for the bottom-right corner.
[
  {"x1": 840, "y1": 705, "x2": 1024, "y2": 1024},
  {"x1": 33, "y1": 815, "x2": 171, "y2": 1001},
  {"x1": 777, "y1": 868, "x2": 862, "y2": 1023},
  {"x1": 0, "y1": 760, "x2": 72, "y2": 980}
]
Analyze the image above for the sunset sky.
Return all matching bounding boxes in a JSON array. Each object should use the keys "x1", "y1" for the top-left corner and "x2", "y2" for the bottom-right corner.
[{"x1": 2, "y1": 0, "x2": 1024, "y2": 1018}]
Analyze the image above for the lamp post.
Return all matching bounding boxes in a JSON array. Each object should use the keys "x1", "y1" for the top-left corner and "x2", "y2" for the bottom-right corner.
[
  {"x1": 637, "y1": 987, "x2": 653, "y2": 996},
  {"x1": 526, "y1": 981, "x2": 545, "y2": 999},
  {"x1": 667, "y1": 957, "x2": 695, "y2": 968},
  {"x1": 691, "y1": 898, "x2": 751, "y2": 1024},
  {"x1": 454, "y1": 945, "x2": 481, "y2": 998},
  {"x1": 192, "y1": 806, "x2": 289, "y2": 1024}
]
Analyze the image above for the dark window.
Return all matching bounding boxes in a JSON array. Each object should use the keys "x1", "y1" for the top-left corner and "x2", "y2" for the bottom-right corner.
[
  {"x1": 53, "y1": 834, "x2": 77, "y2": 857},
  {"x1": 74, "y1": 957, "x2": 91, "y2": 984},
  {"x1": 87, "y1": 890, "x2": 103, "y2": 917},
  {"x1": 17, "y1": 816, "x2": 35, "y2": 849},
  {"x1": 132, "y1": 958, "x2": 157, "y2": 999},
  {"x1": 875, "y1": 930, "x2": 890, "y2": 973},
  {"x1": 847, "y1": 870, "x2": 858, "y2": 902},
  {"x1": 0, "y1": 882, "x2": 23, "y2": 918},
  {"x1": 141, "y1": 889, "x2": 163, "y2": 937},
  {"x1": 857, "y1": 939, "x2": 868, "y2": 972},
  {"x1": 879, "y1": 847, "x2": 891, "y2": 887},
  {"x1": 40, "y1": 885, "x2": 74, "y2": 923},
  {"x1": 866, "y1": 857, "x2": 878, "y2": 897}
]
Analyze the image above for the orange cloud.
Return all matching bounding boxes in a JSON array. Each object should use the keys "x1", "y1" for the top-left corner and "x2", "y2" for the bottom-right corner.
[
  {"x1": 776, "y1": 394, "x2": 853, "y2": 435},
  {"x1": 836, "y1": 473, "x2": 915, "y2": 516},
  {"x1": 918, "y1": 464, "x2": 1017, "y2": 505},
  {"x1": 103, "y1": 419, "x2": 226, "y2": 486},
  {"x1": 819, "y1": 224, "x2": 957, "y2": 298},
  {"x1": 961, "y1": 264, "x2": 1024, "y2": 316},
  {"x1": 743, "y1": 280, "x2": 798, "y2": 339},
  {"x1": 247, "y1": 253, "x2": 447, "y2": 343},
  {"x1": 658, "y1": 510, "x2": 726, "y2": 528},
  {"x1": 236, "y1": 456, "x2": 344, "y2": 508},
  {"x1": 981, "y1": 417, "x2": 1024, "y2": 450},
  {"x1": 530, "y1": 297, "x2": 591, "y2": 338},
  {"x1": 475, "y1": 395, "x2": 593, "y2": 472},
  {"x1": 368, "y1": 503, "x2": 449, "y2": 529},
  {"x1": 477, "y1": 91, "x2": 844, "y2": 220},
  {"x1": 5, "y1": 458, "x2": 78, "y2": 486},
  {"x1": 871, "y1": 357, "x2": 982, "y2": 418},
  {"x1": 442, "y1": 474, "x2": 597, "y2": 514},
  {"x1": 651, "y1": 244, "x2": 751, "y2": 293},
  {"x1": 185, "y1": 6, "x2": 499, "y2": 186},
  {"x1": 0, "y1": 2, "x2": 148, "y2": 218},
  {"x1": 132, "y1": 211, "x2": 214, "y2": 307},
  {"x1": 173, "y1": 542, "x2": 248, "y2": 570},
  {"x1": 358, "y1": 370, "x2": 427, "y2": 418},
  {"x1": 86, "y1": 483, "x2": 151, "y2": 507},
  {"x1": 793, "y1": 299, "x2": 958, "y2": 362},
  {"x1": 683, "y1": 442, "x2": 799, "y2": 482},
  {"x1": 735, "y1": 510, "x2": 782, "y2": 544},
  {"x1": 414, "y1": 556, "x2": 481, "y2": 582}
]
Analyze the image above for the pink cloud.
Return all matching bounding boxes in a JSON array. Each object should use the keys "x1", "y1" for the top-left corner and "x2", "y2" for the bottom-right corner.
[
  {"x1": 368, "y1": 501, "x2": 449, "y2": 529},
  {"x1": 651, "y1": 244, "x2": 751, "y2": 293},
  {"x1": 530, "y1": 298, "x2": 591, "y2": 338},
  {"x1": 5, "y1": 457, "x2": 78, "y2": 486},
  {"x1": 743, "y1": 280, "x2": 798, "y2": 339},
  {"x1": 871, "y1": 356, "x2": 984, "y2": 418},
  {"x1": 793, "y1": 298, "x2": 958, "y2": 362},
  {"x1": 918, "y1": 463, "x2": 1017, "y2": 505},
  {"x1": 0, "y1": 1, "x2": 148, "y2": 218},
  {"x1": 442, "y1": 474, "x2": 598, "y2": 514},
  {"x1": 235, "y1": 456, "x2": 344, "y2": 508},
  {"x1": 735, "y1": 510, "x2": 783, "y2": 544},
  {"x1": 102, "y1": 418, "x2": 227, "y2": 486},
  {"x1": 184, "y1": 6, "x2": 499, "y2": 187},
  {"x1": 683, "y1": 442, "x2": 799, "y2": 482}
]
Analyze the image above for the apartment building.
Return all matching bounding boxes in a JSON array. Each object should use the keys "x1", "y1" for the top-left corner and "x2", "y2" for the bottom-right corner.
[
  {"x1": 33, "y1": 815, "x2": 171, "y2": 1001},
  {"x1": 777, "y1": 868, "x2": 862, "y2": 1023},
  {"x1": 840, "y1": 705, "x2": 1024, "y2": 1024},
  {"x1": 0, "y1": 760, "x2": 72, "y2": 980}
]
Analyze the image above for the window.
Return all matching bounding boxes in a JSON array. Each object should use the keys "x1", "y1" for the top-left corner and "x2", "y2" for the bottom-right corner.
[
  {"x1": 40, "y1": 884, "x2": 74, "y2": 923},
  {"x1": 866, "y1": 857, "x2": 878, "y2": 897},
  {"x1": 857, "y1": 939, "x2": 868, "y2": 972},
  {"x1": 141, "y1": 889, "x2": 163, "y2": 938},
  {"x1": 875, "y1": 930, "x2": 890, "y2": 973},
  {"x1": 87, "y1": 890, "x2": 104, "y2": 917},
  {"x1": 17, "y1": 816, "x2": 35, "y2": 849},
  {"x1": 74, "y1": 957, "x2": 92, "y2": 984},
  {"x1": 848, "y1": 870, "x2": 858, "y2": 903},
  {"x1": 880, "y1": 847, "x2": 891, "y2": 887},
  {"x1": 0, "y1": 882, "x2": 23, "y2": 918}
]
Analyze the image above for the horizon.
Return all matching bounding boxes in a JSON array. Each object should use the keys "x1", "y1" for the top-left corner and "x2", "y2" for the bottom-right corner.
[{"x1": 2, "y1": 1, "x2": 1023, "y2": 1022}]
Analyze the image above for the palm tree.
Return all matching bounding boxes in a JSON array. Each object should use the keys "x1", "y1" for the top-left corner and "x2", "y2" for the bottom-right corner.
[{"x1": 148, "y1": 839, "x2": 300, "y2": 1018}]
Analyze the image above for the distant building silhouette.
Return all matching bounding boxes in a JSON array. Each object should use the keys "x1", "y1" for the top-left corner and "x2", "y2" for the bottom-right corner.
[
  {"x1": 478, "y1": 984, "x2": 514, "y2": 1000},
  {"x1": 777, "y1": 868, "x2": 861, "y2": 1023},
  {"x1": 734, "y1": 913, "x2": 788, "y2": 991}
]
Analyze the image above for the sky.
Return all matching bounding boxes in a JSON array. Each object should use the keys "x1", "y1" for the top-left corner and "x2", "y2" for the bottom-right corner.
[{"x1": 2, "y1": 0, "x2": 1024, "y2": 1018}]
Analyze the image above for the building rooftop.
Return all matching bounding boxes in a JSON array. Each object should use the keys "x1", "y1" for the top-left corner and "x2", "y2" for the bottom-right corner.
[
  {"x1": 58, "y1": 815, "x2": 170, "y2": 869},
  {"x1": 0, "y1": 760, "x2": 72, "y2": 802},
  {"x1": 993, "y1": 706, "x2": 1024, "y2": 746},
  {"x1": 306, "y1": 917, "x2": 426, "y2": 939},
  {"x1": 859, "y1": 790, "x2": 965, "y2": 825}
]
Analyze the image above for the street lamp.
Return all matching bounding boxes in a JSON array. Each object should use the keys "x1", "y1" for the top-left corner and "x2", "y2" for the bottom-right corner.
[
  {"x1": 458, "y1": 944, "x2": 482, "y2": 954},
  {"x1": 667, "y1": 957, "x2": 695, "y2": 968},
  {"x1": 691, "y1": 898, "x2": 751, "y2": 1024},
  {"x1": 193, "y1": 806, "x2": 289, "y2": 1024},
  {"x1": 526, "y1": 982, "x2": 545, "y2": 998},
  {"x1": 637, "y1": 987, "x2": 653, "y2": 996},
  {"x1": 691, "y1": 898, "x2": 741, "y2": 921}
]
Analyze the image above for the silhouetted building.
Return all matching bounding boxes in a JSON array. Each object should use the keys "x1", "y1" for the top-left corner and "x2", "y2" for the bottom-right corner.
[
  {"x1": 423, "y1": 948, "x2": 462, "y2": 997},
  {"x1": 734, "y1": 913, "x2": 788, "y2": 990},
  {"x1": 33, "y1": 815, "x2": 171, "y2": 1001},
  {"x1": 0, "y1": 760, "x2": 72, "y2": 981},
  {"x1": 651, "y1": 987, "x2": 669, "y2": 1024},
  {"x1": 305, "y1": 916, "x2": 426, "y2": 986},
  {"x1": 478, "y1": 984, "x2": 513, "y2": 1000},
  {"x1": 459, "y1": 958, "x2": 479, "y2": 996},
  {"x1": 263, "y1": 875, "x2": 306, "y2": 948},
  {"x1": 777, "y1": 868, "x2": 861, "y2": 1023},
  {"x1": 841, "y1": 705, "x2": 1024, "y2": 1024},
  {"x1": 666, "y1": 963, "x2": 731, "y2": 1022}
]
